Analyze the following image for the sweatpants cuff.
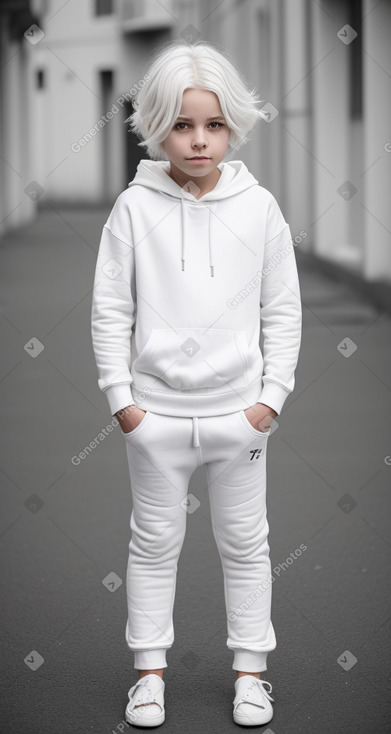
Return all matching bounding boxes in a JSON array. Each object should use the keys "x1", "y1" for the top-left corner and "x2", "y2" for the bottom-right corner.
[
  {"x1": 133, "y1": 648, "x2": 168, "y2": 670},
  {"x1": 232, "y1": 649, "x2": 268, "y2": 672}
]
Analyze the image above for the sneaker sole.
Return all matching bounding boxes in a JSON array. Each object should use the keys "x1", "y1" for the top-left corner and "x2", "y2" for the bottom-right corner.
[
  {"x1": 233, "y1": 706, "x2": 273, "y2": 726},
  {"x1": 125, "y1": 708, "x2": 165, "y2": 728}
]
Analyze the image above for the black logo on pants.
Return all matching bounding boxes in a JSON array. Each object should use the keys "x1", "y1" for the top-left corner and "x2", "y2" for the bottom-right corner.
[{"x1": 249, "y1": 448, "x2": 263, "y2": 461}]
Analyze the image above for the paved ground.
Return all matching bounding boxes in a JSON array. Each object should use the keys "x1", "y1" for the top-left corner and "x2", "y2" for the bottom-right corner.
[{"x1": 1, "y1": 204, "x2": 391, "y2": 733}]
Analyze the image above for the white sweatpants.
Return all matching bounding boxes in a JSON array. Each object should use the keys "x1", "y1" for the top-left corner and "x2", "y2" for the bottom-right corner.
[{"x1": 122, "y1": 409, "x2": 277, "y2": 673}]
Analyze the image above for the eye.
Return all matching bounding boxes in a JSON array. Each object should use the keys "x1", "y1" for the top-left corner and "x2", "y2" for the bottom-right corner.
[{"x1": 173, "y1": 121, "x2": 225, "y2": 130}]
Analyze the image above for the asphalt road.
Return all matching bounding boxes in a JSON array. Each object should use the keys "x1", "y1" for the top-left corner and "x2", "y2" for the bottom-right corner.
[{"x1": 0, "y1": 204, "x2": 390, "y2": 733}]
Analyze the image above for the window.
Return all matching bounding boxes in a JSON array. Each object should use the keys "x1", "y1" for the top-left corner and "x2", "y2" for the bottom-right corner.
[
  {"x1": 95, "y1": 0, "x2": 113, "y2": 16},
  {"x1": 349, "y1": 0, "x2": 363, "y2": 119},
  {"x1": 36, "y1": 69, "x2": 45, "y2": 90}
]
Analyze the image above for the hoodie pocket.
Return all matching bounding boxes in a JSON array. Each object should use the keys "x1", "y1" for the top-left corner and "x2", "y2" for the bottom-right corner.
[{"x1": 133, "y1": 328, "x2": 250, "y2": 390}]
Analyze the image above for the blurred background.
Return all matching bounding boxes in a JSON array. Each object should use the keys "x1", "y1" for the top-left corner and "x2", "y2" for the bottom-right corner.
[
  {"x1": 1, "y1": 0, "x2": 391, "y2": 289},
  {"x1": 1, "y1": 2, "x2": 391, "y2": 733}
]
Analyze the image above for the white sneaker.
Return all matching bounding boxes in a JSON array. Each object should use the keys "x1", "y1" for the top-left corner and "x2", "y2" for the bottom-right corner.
[
  {"x1": 233, "y1": 675, "x2": 274, "y2": 726},
  {"x1": 125, "y1": 673, "x2": 165, "y2": 728}
]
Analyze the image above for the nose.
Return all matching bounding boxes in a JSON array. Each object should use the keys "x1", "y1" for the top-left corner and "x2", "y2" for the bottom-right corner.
[{"x1": 191, "y1": 126, "x2": 207, "y2": 149}]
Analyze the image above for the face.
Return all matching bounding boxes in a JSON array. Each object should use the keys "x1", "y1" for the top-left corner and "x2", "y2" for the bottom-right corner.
[{"x1": 160, "y1": 87, "x2": 231, "y2": 188}]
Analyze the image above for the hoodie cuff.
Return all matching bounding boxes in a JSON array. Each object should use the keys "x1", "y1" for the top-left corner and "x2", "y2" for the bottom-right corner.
[
  {"x1": 256, "y1": 381, "x2": 291, "y2": 416},
  {"x1": 103, "y1": 384, "x2": 135, "y2": 417}
]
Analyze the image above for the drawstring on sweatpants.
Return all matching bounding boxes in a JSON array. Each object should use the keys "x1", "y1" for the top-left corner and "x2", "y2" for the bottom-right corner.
[{"x1": 192, "y1": 417, "x2": 200, "y2": 448}]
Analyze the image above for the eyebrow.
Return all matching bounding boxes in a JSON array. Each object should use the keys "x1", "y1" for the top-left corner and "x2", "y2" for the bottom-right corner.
[{"x1": 175, "y1": 115, "x2": 225, "y2": 121}]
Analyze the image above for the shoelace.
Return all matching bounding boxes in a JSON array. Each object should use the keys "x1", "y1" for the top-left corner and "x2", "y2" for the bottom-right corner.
[
  {"x1": 256, "y1": 679, "x2": 274, "y2": 702},
  {"x1": 128, "y1": 678, "x2": 155, "y2": 705},
  {"x1": 239, "y1": 678, "x2": 274, "y2": 703}
]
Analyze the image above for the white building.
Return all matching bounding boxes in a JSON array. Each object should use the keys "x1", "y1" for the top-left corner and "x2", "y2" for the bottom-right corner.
[{"x1": 0, "y1": 0, "x2": 46, "y2": 235}]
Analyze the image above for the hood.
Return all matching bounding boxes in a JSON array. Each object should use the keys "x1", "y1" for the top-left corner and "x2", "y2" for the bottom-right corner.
[{"x1": 127, "y1": 159, "x2": 259, "y2": 277}]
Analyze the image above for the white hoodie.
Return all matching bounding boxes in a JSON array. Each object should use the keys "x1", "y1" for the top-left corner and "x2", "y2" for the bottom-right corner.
[{"x1": 91, "y1": 159, "x2": 302, "y2": 418}]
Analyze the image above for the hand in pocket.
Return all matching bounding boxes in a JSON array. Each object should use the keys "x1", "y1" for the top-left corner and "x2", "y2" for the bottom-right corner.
[
  {"x1": 115, "y1": 405, "x2": 147, "y2": 435},
  {"x1": 243, "y1": 403, "x2": 277, "y2": 433}
]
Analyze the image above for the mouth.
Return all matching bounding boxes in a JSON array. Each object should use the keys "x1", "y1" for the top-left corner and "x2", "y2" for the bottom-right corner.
[{"x1": 187, "y1": 156, "x2": 211, "y2": 160}]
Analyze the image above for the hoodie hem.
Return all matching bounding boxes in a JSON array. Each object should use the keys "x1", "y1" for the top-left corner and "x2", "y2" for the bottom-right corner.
[{"x1": 130, "y1": 379, "x2": 267, "y2": 417}]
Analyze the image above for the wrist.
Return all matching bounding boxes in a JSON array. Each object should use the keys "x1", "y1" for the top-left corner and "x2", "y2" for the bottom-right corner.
[
  {"x1": 256, "y1": 402, "x2": 278, "y2": 417},
  {"x1": 115, "y1": 404, "x2": 137, "y2": 421}
]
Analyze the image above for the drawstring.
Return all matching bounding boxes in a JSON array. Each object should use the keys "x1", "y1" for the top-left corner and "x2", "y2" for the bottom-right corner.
[
  {"x1": 180, "y1": 198, "x2": 215, "y2": 277},
  {"x1": 208, "y1": 206, "x2": 214, "y2": 277},
  {"x1": 181, "y1": 197, "x2": 186, "y2": 272},
  {"x1": 192, "y1": 416, "x2": 200, "y2": 448}
]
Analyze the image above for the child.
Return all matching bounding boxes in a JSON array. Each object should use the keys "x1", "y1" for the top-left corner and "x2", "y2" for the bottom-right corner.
[{"x1": 91, "y1": 40, "x2": 302, "y2": 728}]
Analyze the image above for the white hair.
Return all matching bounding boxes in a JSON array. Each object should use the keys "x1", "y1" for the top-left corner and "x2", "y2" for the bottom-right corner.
[{"x1": 125, "y1": 40, "x2": 263, "y2": 161}]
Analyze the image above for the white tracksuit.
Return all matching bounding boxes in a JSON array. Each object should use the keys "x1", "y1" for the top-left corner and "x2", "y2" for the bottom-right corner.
[{"x1": 91, "y1": 158, "x2": 302, "y2": 672}]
